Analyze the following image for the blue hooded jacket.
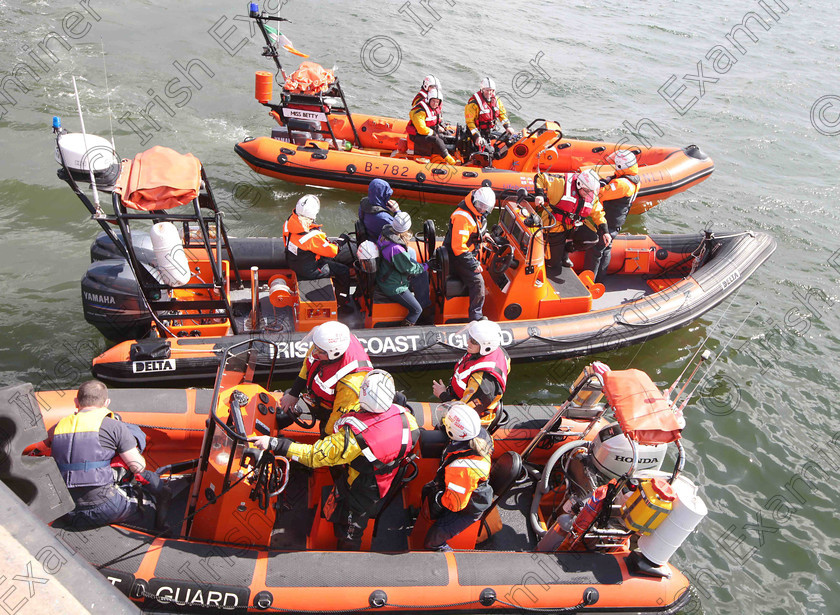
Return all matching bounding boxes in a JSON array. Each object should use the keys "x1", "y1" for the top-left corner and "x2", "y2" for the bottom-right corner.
[{"x1": 358, "y1": 179, "x2": 396, "y2": 240}]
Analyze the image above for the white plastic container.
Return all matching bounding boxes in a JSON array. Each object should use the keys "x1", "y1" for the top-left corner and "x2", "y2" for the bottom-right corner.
[
  {"x1": 151, "y1": 222, "x2": 191, "y2": 287},
  {"x1": 637, "y1": 475, "x2": 707, "y2": 565}
]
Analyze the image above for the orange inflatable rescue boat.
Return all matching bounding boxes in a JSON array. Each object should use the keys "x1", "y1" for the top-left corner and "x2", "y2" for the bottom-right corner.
[
  {"x1": 236, "y1": 57, "x2": 713, "y2": 212},
  {"x1": 4, "y1": 342, "x2": 709, "y2": 614},
  {"x1": 54, "y1": 120, "x2": 773, "y2": 386}
]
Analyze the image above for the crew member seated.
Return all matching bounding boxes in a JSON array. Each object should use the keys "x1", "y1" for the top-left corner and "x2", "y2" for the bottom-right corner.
[
  {"x1": 582, "y1": 150, "x2": 640, "y2": 282},
  {"x1": 422, "y1": 403, "x2": 493, "y2": 551},
  {"x1": 432, "y1": 320, "x2": 509, "y2": 428},
  {"x1": 376, "y1": 211, "x2": 431, "y2": 326},
  {"x1": 283, "y1": 194, "x2": 352, "y2": 308},
  {"x1": 250, "y1": 370, "x2": 419, "y2": 551},
  {"x1": 49, "y1": 380, "x2": 168, "y2": 530},
  {"x1": 443, "y1": 186, "x2": 496, "y2": 321},
  {"x1": 412, "y1": 74, "x2": 441, "y2": 106},
  {"x1": 406, "y1": 86, "x2": 456, "y2": 165},
  {"x1": 534, "y1": 169, "x2": 610, "y2": 270},
  {"x1": 464, "y1": 77, "x2": 516, "y2": 151},
  {"x1": 358, "y1": 178, "x2": 401, "y2": 241},
  {"x1": 278, "y1": 321, "x2": 372, "y2": 435}
]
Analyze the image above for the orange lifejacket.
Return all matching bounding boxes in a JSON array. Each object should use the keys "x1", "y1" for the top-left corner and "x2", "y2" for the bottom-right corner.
[
  {"x1": 406, "y1": 99, "x2": 440, "y2": 136},
  {"x1": 450, "y1": 347, "x2": 509, "y2": 398},
  {"x1": 304, "y1": 336, "x2": 372, "y2": 408},
  {"x1": 444, "y1": 195, "x2": 487, "y2": 261},
  {"x1": 469, "y1": 91, "x2": 499, "y2": 132},
  {"x1": 435, "y1": 430, "x2": 493, "y2": 514}
]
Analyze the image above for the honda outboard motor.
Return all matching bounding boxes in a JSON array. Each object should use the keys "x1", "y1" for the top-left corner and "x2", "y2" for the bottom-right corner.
[
  {"x1": 590, "y1": 423, "x2": 668, "y2": 479},
  {"x1": 81, "y1": 259, "x2": 154, "y2": 341}
]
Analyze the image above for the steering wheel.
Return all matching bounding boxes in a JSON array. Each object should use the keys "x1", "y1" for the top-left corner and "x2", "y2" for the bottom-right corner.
[
  {"x1": 292, "y1": 396, "x2": 318, "y2": 430},
  {"x1": 489, "y1": 242, "x2": 515, "y2": 274}
]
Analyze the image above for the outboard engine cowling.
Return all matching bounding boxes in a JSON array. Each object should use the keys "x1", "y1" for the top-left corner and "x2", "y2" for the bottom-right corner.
[
  {"x1": 81, "y1": 259, "x2": 153, "y2": 341},
  {"x1": 90, "y1": 230, "x2": 155, "y2": 263},
  {"x1": 590, "y1": 423, "x2": 667, "y2": 479}
]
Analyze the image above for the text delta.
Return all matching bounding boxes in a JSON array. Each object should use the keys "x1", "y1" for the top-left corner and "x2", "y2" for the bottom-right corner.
[{"x1": 132, "y1": 359, "x2": 176, "y2": 373}]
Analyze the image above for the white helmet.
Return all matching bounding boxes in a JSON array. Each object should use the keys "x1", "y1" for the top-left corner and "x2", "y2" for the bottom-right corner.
[
  {"x1": 391, "y1": 211, "x2": 412, "y2": 234},
  {"x1": 357, "y1": 239, "x2": 379, "y2": 261},
  {"x1": 471, "y1": 186, "x2": 496, "y2": 215},
  {"x1": 576, "y1": 170, "x2": 600, "y2": 197},
  {"x1": 358, "y1": 369, "x2": 396, "y2": 413},
  {"x1": 426, "y1": 86, "x2": 441, "y2": 103},
  {"x1": 612, "y1": 150, "x2": 637, "y2": 171},
  {"x1": 480, "y1": 77, "x2": 496, "y2": 91},
  {"x1": 310, "y1": 321, "x2": 351, "y2": 360},
  {"x1": 295, "y1": 194, "x2": 320, "y2": 219},
  {"x1": 442, "y1": 402, "x2": 481, "y2": 441},
  {"x1": 422, "y1": 75, "x2": 440, "y2": 91},
  {"x1": 465, "y1": 319, "x2": 502, "y2": 356}
]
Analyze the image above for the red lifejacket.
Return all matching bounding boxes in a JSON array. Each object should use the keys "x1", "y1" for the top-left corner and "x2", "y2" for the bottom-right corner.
[
  {"x1": 406, "y1": 99, "x2": 440, "y2": 136},
  {"x1": 411, "y1": 90, "x2": 427, "y2": 107},
  {"x1": 335, "y1": 404, "x2": 419, "y2": 498},
  {"x1": 450, "y1": 346, "x2": 509, "y2": 398},
  {"x1": 552, "y1": 173, "x2": 595, "y2": 223},
  {"x1": 469, "y1": 91, "x2": 499, "y2": 132},
  {"x1": 305, "y1": 335, "x2": 372, "y2": 409}
]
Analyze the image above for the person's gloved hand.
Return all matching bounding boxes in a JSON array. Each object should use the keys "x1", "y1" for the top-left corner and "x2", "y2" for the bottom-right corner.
[
  {"x1": 270, "y1": 436, "x2": 294, "y2": 456},
  {"x1": 428, "y1": 491, "x2": 445, "y2": 519},
  {"x1": 421, "y1": 480, "x2": 437, "y2": 502},
  {"x1": 475, "y1": 135, "x2": 487, "y2": 149}
]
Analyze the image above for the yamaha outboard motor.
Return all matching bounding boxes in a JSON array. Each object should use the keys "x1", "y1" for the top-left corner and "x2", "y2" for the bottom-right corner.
[
  {"x1": 81, "y1": 259, "x2": 154, "y2": 341},
  {"x1": 90, "y1": 230, "x2": 155, "y2": 264}
]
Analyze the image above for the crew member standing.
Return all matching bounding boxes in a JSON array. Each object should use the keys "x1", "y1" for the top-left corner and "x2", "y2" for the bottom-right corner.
[
  {"x1": 432, "y1": 320, "x2": 509, "y2": 429},
  {"x1": 443, "y1": 186, "x2": 496, "y2": 321},
  {"x1": 278, "y1": 321, "x2": 373, "y2": 435},
  {"x1": 251, "y1": 370, "x2": 419, "y2": 550},
  {"x1": 534, "y1": 169, "x2": 610, "y2": 269},
  {"x1": 583, "y1": 150, "x2": 641, "y2": 282}
]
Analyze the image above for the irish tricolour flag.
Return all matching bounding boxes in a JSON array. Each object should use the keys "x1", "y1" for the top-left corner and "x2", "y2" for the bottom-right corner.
[{"x1": 265, "y1": 25, "x2": 308, "y2": 58}]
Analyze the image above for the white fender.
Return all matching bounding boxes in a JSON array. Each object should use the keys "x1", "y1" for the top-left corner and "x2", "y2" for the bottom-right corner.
[
  {"x1": 150, "y1": 222, "x2": 191, "y2": 287},
  {"x1": 637, "y1": 474, "x2": 708, "y2": 565}
]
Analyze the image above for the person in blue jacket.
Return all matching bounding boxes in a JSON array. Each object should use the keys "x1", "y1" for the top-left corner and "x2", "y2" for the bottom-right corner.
[{"x1": 359, "y1": 179, "x2": 400, "y2": 241}]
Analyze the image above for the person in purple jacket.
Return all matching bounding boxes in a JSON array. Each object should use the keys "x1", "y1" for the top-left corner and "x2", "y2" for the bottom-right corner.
[
  {"x1": 359, "y1": 178, "x2": 400, "y2": 241},
  {"x1": 376, "y1": 212, "x2": 431, "y2": 326}
]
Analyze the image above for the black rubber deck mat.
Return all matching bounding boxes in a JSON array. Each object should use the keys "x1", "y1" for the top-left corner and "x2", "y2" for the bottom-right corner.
[
  {"x1": 454, "y1": 551, "x2": 623, "y2": 587},
  {"x1": 154, "y1": 541, "x2": 258, "y2": 587},
  {"x1": 109, "y1": 389, "x2": 190, "y2": 414},
  {"x1": 51, "y1": 524, "x2": 151, "y2": 576},
  {"x1": 265, "y1": 551, "x2": 449, "y2": 587}
]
